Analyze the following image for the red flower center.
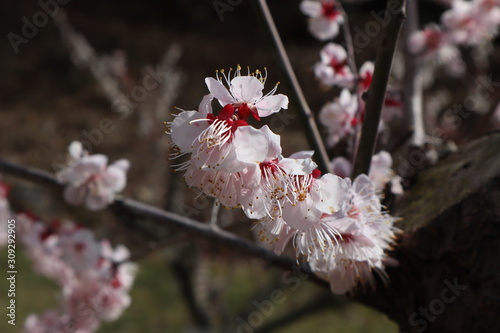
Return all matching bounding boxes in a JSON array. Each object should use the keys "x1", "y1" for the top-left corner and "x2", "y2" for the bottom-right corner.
[
  {"x1": 423, "y1": 29, "x2": 442, "y2": 51},
  {"x1": 329, "y1": 58, "x2": 347, "y2": 75},
  {"x1": 322, "y1": 2, "x2": 341, "y2": 20}
]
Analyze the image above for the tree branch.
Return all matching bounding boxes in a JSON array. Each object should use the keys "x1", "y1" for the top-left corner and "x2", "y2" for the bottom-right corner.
[
  {"x1": 352, "y1": 0, "x2": 407, "y2": 177},
  {"x1": 253, "y1": 0, "x2": 332, "y2": 174},
  {"x1": 0, "y1": 158, "x2": 329, "y2": 288},
  {"x1": 403, "y1": 0, "x2": 425, "y2": 146}
]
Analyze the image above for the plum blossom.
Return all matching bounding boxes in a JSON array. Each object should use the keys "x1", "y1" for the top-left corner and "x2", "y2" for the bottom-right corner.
[
  {"x1": 257, "y1": 172, "x2": 349, "y2": 258},
  {"x1": 355, "y1": 61, "x2": 403, "y2": 125},
  {"x1": 319, "y1": 88, "x2": 359, "y2": 146},
  {"x1": 168, "y1": 68, "x2": 303, "y2": 210},
  {"x1": 314, "y1": 43, "x2": 354, "y2": 88},
  {"x1": 359, "y1": 61, "x2": 374, "y2": 92},
  {"x1": 442, "y1": 0, "x2": 500, "y2": 46},
  {"x1": 169, "y1": 106, "x2": 273, "y2": 208},
  {"x1": 205, "y1": 66, "x2": 289, "y2": 120},
  {"x1": 300, "y1": 0, "x2": 345, "y2": 40},
  {"x1": 168, "y1": 68, "x2": 399, "y2": 296},
  {"x1": 236, "y1": 130, "x2": 318, "y2": 219},
  {"x1": 307, "y1": 175, "x2": 397, "y2": 294},
  {"x1": 409, "y1": 24, "x2": 450, "y2": 58},
  {"x1": 257, "y1": 173, "x2": 397, "y2": 294},
  {"x1": 20, "y1": 217, "x2": 137, "y2": 333},
  {"x1": 58, "y1": 141, "x2": 129, "y2": 210}
]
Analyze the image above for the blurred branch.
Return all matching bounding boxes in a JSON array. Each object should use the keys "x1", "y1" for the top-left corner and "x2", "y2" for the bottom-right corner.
[
  {"x1": 253, "y1": 0, "x2": 332, "y2": 174},
  {"x1": 0, "y1": 158, "x2": 328, "y2": 288},
  {"x1": 253, "y1": 294, "x2": 347, "y2": 333},
  {"x1": 339, "y1": 5, "x2": 359, "y2": 91},
  {"x1": 54, "y1": 10, "x2": 124, "y2": 104},
  {"x1": 171, "y1": 257, "x2": 211, "y2": 329},
  {"x1": 352, "y1": 0, "x2": 407, "y2": 177},
  {"x1": 403, "y1": 0, "x2": 425, "y2": 146}
]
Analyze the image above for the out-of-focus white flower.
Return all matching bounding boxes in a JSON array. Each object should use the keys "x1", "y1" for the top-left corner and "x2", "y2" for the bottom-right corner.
[
  {"x1": 331, "y1": 156, "x2": 351, "y2": 178},
  {"x1": 409, "y1": 24, "x2": 449, "y2": 57},
  {"x1": 19, "y1": 217, "x2": 137, "y2": 333},
  {"x1": 58, "y1": 141, "x2": 129, "y2": 211},
  {"x1": 359, "y1": 61, "x2": 374, "y2": 92},
  {"x1": 370, "y1": 151, "x2": 404, "y2": 195},
  {"x1": 24, "y1": 311, "x2": 66, "y2": 333},
  {"x1": 314, "y1": 43, "x2": 354, "y2": 88},
  {"x1": 58, "y1": 228, "x2": 101, "y2": 274},
  {"x1": 300, "y1": 0, "x2": 345, "y2": 40},
  {"x1": 442, "y1": 0, "x2": 500, "y2": 45},
  {"x1": 319, "y1": 89, "x2": 359, "y2": 146},
  {"x1": 330, "y1": 151, "x2": 403, "y2": 195}
]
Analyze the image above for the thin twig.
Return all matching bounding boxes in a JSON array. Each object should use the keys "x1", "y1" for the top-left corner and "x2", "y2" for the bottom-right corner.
[
  {"x1": 0, "y1": 158, "x2": 329, "y2": 288},
  {"x1": 352, "y1": 0, "x2": 407, "y2": 177},
  {"x1": 253, "y1": 294, "x2": 347, "y2": 333},
  {"x1": 339, "y1": 5, "x2": 359, "y2": 89},
  {"x1": 253, "y1": 0, "x2": 332, "y2": 174},
  {"x1": 126, "y1": 234, "x2": 192, "y2": 263},
  {"x1": 403, "y1": 0, "x2": 425, "y2": 146}
]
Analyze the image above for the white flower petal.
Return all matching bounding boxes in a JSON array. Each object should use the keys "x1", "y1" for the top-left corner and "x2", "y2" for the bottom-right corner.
[
  {"x1": 198, "y1": 93, "x2": 214, "y2": 117},
  {"x1": 205, "y1": 77, "x2": 234, "y2": 106},
  {"x1": 230, "y1": 76, "x2": 263, "y2": 103},
  {"x1": 171, "y1": 111, "x2": 208, "y2": 153},
  {"x1": 69, "y1": 141, "x2": 83, "y2": 158},
  {"x1": 254, "y1": 94, "x2": 289, "y2": 117},
  {"x1": 102, "y1": 165, "x2": 127, "y2": 192},
  {"x1": 300, "y1": 1, "x2": 323, "y2": 17},
  {"x1": 64, "y1": 185, "x2": 87, "y2": 206},
  {"x1": 279, "y1": 157, "x2": 317, "y2": 175},
  {"x1": 309, "y1": 17, "x2": 340, "y2": 41},
  {"x1": 233, "y1": 126, "x2": 270, "y2": 164},
  {"x1": 315, "y1": 173, "x2": 348, "y2": 214}
]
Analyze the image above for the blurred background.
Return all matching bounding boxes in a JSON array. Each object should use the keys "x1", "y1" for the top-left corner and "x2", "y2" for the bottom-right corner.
[{"x1": 5, "y1": 0, "x2": 498, "y2": 332}]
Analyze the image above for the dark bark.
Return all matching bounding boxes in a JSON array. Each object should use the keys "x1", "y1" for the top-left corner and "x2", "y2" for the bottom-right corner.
[{"x1": 355, "y1": 131, "x2": 500, "y2": 332}]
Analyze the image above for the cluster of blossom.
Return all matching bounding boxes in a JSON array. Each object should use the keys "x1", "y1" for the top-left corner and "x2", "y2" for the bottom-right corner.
[
  {"x1": 314, "y1": 44, "x2": 402, "y2": 147},
  {"x1": 409, "y1": 0, "x2": 500, "y2": 62},
  {"x1": 57, "y1": 141, "x2": 130, "y2": 211},
  {"x1": 300, "y1": 1, "x2": 402, "y2": 148},
  {"x1": 13, "y1": 213, "x2": 137, "y2": 333},
  {"x1": 167, "y1": 67, "x2": 398, "y2": 294},
  {"x1": 300, "y1": 0, "x2": 344, "y2": 41}
]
